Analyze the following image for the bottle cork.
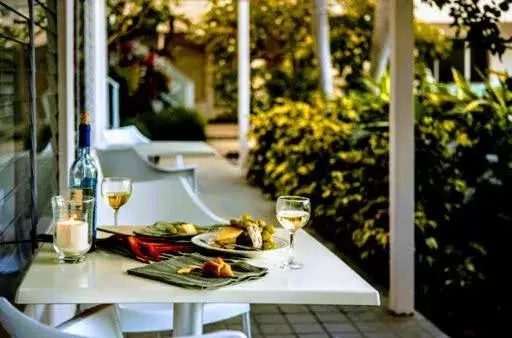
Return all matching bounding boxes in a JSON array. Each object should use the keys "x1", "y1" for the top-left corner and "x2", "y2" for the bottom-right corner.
[{"x1": 80, "y1": 111, "x2": 91, "y2": 125}]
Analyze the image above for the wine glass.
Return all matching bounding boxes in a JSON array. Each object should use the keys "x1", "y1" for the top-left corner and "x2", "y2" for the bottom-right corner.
[
  {"x1": 276, "y1": 195, "x2": 311, "y2": 270},
  {"x1": 101, "y1": 177, "x2": 132, "y2": 227}
]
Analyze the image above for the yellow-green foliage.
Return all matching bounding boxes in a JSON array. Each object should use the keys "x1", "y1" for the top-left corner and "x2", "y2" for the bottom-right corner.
[{"x1": 247, "y1": 71, "x2": 512, "y2": 334}]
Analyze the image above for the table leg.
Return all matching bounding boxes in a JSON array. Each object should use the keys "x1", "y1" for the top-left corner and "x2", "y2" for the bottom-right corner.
[{"x1": 173, "y1": 303, "x2": 203, "y2": 337}]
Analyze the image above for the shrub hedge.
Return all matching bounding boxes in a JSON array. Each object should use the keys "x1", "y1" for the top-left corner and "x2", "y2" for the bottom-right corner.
[
  {"x1": 247, "y1": 71, "x2": 511, "y2": 336},
  {"x1": 122, "y1": 105, "x2": 207, "y2": 141}
]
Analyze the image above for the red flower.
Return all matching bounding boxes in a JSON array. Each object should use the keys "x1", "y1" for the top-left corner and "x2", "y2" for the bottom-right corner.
[
  {"x1": 143, "y1": 52, "x2": 156, "y2": 68},
  {"x1": 121, "y1": 41, "x2": 134, "y2": 53}
]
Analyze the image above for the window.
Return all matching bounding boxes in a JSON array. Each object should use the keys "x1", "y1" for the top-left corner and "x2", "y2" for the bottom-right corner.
[
  {"x1": 470, "y1": 42, "x2": 489, "y2": 82},
  {"x1": 0, "y1": 0, "x2": 59, "y2": 298},
  {"x1": 439, "y1": 39, "x2": 465, "y2": 83},
  {"x1": 434, "y1": 39, "x2": 489, "y2": 83}
]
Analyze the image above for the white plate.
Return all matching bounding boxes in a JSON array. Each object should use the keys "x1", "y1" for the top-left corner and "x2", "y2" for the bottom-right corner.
[{"x1": 191, "y1": 232, "x2": 289, "y2": 258}]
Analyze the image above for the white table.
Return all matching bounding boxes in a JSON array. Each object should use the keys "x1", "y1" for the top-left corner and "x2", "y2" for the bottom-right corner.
[
  {"x1": 134, "y1": 141, "x2": 217, "y2": 157},
  {"x1": 16, "y1": 229, "x2": 380, "y2": 336}
]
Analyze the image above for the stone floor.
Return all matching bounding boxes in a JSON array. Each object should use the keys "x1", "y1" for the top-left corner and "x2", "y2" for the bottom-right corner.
[{"x1": 126, "y1": 153, "x2": 448, "y2": 338}]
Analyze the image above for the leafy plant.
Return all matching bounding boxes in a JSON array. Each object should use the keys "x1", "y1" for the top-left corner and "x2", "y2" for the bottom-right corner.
[
  {"x1": 190, "y1": 0, "x2": 450, "y2": 121},
  {"x1": 122, "y1": 105, "x2": 206, "y2": 141},
  {"x1": 247, "y1": 70, "x2": 512, "y2": 336}
]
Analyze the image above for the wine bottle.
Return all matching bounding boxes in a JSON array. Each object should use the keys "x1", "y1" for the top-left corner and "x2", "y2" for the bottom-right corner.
[{"x1": 69, "y1": 111, "x2": 98, "y2": 251}]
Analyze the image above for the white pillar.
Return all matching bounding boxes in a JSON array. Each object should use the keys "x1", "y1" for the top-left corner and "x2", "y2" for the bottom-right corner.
[
  {"x1": 370, "y1": 0, "x2": 391, "y2": 81},
  {"x1": 57, "y1": 0, "x2": 75, "y2": 194},
  {"x1": 84, "y1": 0, "x2": 108, "y2": 147},
  {"x1": 311, "y1": 0, "x2": 334, "y2": 98},
  {"x1": 389, "y1": 0, "x2": 415, "y2": 315},
  {"x1": 237, "y1": 0, "x2": 250, "y2": 172}
]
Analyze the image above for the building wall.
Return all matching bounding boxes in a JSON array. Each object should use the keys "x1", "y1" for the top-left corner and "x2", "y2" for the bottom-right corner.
[
  {"x1": 427, "y1": 22, "x2": 512, "y2": 84},
  {"x1": 489, "y1": 24, "x2": 512, "y2": 79},
  {"x1": 171, "y1": 44, "x2": 217, "y2": 118}
]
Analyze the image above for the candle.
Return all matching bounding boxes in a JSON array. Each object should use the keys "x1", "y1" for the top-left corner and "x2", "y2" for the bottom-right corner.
[{"x1": 55, "y1": 216, "x2": 89, "y2": 253}]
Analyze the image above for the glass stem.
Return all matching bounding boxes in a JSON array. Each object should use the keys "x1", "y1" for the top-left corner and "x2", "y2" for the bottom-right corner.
[
  {"x1": 114, "y1": 208, "x2": 119, "y2": 227},
  {"x1": 288, "y1": 231, "x2": 296, "y2": 263}
]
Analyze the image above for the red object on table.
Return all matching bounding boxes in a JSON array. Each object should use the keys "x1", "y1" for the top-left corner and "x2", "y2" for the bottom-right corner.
[{"x1": 99, "y1": 234, "x2": 194, "y2": 263}]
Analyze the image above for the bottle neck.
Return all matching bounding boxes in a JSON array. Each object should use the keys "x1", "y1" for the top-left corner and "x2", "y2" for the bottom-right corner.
[
  {"x1": 77, "y1": 123, "x2": 91, "y2": 157},
  {"x1": 77, "y1": 147, "x2": 91, "y2": 157}
]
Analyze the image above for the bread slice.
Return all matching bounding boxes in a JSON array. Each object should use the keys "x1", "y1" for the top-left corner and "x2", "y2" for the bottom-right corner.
[{"x1": 215, "y1": 226, "x2": 243, "y2": 245}]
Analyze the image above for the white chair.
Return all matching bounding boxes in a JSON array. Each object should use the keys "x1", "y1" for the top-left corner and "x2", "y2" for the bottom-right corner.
[
  {"x1": 95, "y1": 146, "x2": 199, "y2": 192},
  {"x1": 180, "y1": 330, "x2": 247, "y2": 338},
  {"x1": 0, "y1": 298, "x2": 123, "y2": 338},
  {"x1": 101, "y1": 125, "x2": 150, "y2": 147},
  {"x1": 95, "y1": 177, "x2": 251, "y2": 336},
  {"x1": 97, "y1": 176, "x2": 226, "y2": 226},
  {"x1": 119, "y1": 303, "x2": 251, "y2": 335}
]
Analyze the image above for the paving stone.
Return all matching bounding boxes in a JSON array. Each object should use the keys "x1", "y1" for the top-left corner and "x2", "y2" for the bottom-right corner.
[
  {"x1": 316, "y1": 312, "x2": 350, "y2": 323},
  {"x1": 225, "y1": 324, "x2": 243, "y2": 331},
  {"x1": 292, "y1": 323, "x2": 327, "y2": 334},
  {"x1": 286, "y1": 313, "x2": 319, "y2": 324},
  {"x1": 347, "y1": 311, "x2": 380, "y2": 322},
  {"x1": 255, "y1": 313, "x2": 288, "y2": 324},
  {"x1": 323, "y1": 323, "x2": 359, "y2": 334},
  {"x1": 387, "y1": 319, "x2": 423, "y2": 332},
  {"x1": 280, "y1": 304, "x2": 310, "y2": 313},
  {"x1": 353, "y1": 321, "x2": 388, "y2": 332},
  {"x1": 252, "y1": 304, "x2": 281, "y2": 314},
  {"x1": 331, "y1": 333, "x2": 364, "y2": 338},
  {"x1": 417, "y1": 319, "x2": 445, "y2": 336},
  {"x1": 309, "y1": 305, "x2": 340, "y2": 313},
  {"x1": 259, "y1": 323, "x2": 295, "y2": 335},
  {"x1": 298, "y1": 334, "x2": 330, "y2": 338},
  {"x1": 125, "y1": 333, "x2": 161, "y2": 338},
  {"x1": 396, "y1": 328, "x2": 434, "y2": 338},
  {"x1": 365, "y1": 332, "x2": 398, "y2": 338},
  {"x1": 339, "y1": 305, "x2": 374, "y2": 314},
  {"x1": 223, "y1": 316, "x2": 242, "y2": 325},
  {"x1": 204, "y1": 323, "x2": 227, "y2": 332}
]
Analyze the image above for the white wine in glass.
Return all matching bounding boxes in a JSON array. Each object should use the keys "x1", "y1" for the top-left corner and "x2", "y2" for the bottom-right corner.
[
  {"x1": 276, "y1": 196, "x2": 311, "y2": 270},
  {"x1": 101, "y1": 177, "x2": 132, "y2": 227},
  {"x1": 105, "y1": 191, "x2": 131, "y2": 210}
]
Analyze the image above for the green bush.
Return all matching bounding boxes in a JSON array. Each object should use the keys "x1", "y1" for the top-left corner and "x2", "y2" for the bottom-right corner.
[
  {"x1": 190, "y1": 0, "x2": 450, "y2": 122},
  {"x1": 247, "y1": 71, "x2": 511, "y2": 336},
  {"x1": 123, "y1": 105, "x2": 206, "y2": 141}
]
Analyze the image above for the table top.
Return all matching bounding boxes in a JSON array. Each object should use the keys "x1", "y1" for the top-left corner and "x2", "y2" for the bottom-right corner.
[
  {"x1": 134, "y1": 141, "x2": 217, "y2": 157},
  {"x1": 15, "y1": 229, "x2": 380, "y2": 306}
]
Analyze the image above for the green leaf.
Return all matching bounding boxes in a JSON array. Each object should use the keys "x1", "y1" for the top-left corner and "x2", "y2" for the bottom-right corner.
[
  {"x1": 465, "y1": 261, "x2": 476, "y2": 272},
  {"x1": 452, "y1": 69, "x2": 478, "y2": 100},
  {"x1": 463, "y1": 99, "x2": 488, "y2": 112},
  {"x1": 425, "y1": 237, "x2": 438, "y2": 250}
]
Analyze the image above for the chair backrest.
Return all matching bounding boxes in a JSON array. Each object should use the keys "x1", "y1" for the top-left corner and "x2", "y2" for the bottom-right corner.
[
  {"x1": 57, "y1": 304, "x2": 123, "y2": 338},
  {"x1": 95, "y1": 147, "x2": 196, "y2": 189},
  {"x1": 0, "y1": 298, "x2": 83, "y2": 338},
  {"x1": 101, "y1": 125, "x2": 151, "y2": 148},
  {"x1": 182, "y1": 330, "x2": 247, "y2": 338},
  {"x1": 97, "y1": 176, "x2": 227, "y2": 226}
]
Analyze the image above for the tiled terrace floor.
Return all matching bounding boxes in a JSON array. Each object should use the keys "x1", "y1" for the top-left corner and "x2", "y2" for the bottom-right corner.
[{"x1": 126, "y1": 154, "x2": 449, "y2": 338}]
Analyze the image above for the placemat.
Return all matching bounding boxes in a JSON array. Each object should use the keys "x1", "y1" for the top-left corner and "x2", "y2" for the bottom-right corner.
[{"x1": 127, "y1": 252, "x2": 268, "y2": 289}]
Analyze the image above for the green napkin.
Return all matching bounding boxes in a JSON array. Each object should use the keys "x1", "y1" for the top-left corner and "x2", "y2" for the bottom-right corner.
[{"x1": 126, "y1": 252, "x2": 268, "y2": 289}]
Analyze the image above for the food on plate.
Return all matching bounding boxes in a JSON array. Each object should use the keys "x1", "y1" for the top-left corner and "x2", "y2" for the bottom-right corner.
[
  {"x1": 202, "y1": 257, "x2": 234, "y2": 278},
  {"x1": 177, "y1": 265, "x2": 201, "y2": 274},
  {"x1": 176, "y1": 257, "x2": 234, "y2": 278},
  {"x1": 152, "y1": 221, "x2": 198, "y2": 235},
  {"x1": 213, "y1": 214, "x2": 276, "y2": 250},
  {"x1": 215, "y1": 226, "x2": 244, "y2": 245}
]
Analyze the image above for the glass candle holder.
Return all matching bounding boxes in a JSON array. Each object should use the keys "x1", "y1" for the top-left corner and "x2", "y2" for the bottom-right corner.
[{"x1": 51, "y1": 195, "x2": 94, "y2": 263}]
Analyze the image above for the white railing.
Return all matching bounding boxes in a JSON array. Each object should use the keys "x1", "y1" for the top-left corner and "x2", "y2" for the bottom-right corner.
[
  {"x1": 107, "y1": 65, "x2": 194, "y2": 129},
  {"x1": 167, "y1": 63, "x2": 195, "y2": 109},
  {"x1": 107, "y1": 77, "x2": 120, "y2": 128}
]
